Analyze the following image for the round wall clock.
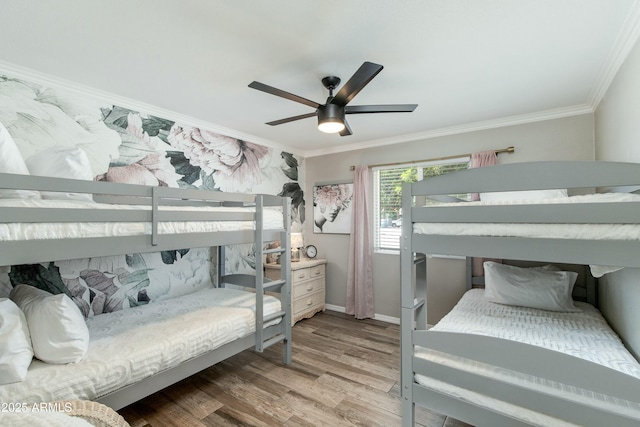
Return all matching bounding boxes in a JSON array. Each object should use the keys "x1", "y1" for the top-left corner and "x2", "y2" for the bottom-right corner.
[{"x1": 305, "y1": 245, "x2": 317, "y2": 259}]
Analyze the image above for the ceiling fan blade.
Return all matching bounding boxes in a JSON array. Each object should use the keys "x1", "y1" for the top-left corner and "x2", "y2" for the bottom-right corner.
[
  {"x1": 331, "y1": 62, "x2": 384, "y2": 107},
  {"x1": 266, "y1": 112, "x2": 317, "y2": 126},
  {"x1": 339, "y1": 119, "x2": 353, "y2": 137},
  {"x1": 345, "y1": 104, "x2": 418, "y2": 114},
  {"x1": 249, "y1": 81, "x2": 321, "y2": 109}
]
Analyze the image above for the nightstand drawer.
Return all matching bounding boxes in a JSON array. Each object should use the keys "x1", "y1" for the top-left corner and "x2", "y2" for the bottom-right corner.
[
  {"x1": 292, "y1": 268, "x2": 310, "y2": 283},
  {"x1": 293, "y1": 277, "x2": 324, "y2": 299},
  {"x1": 309, "y1": 264, "x2": 325, "y2": 279},
  {"x1": 293, "y1": 290, "x2": 325, "y2": 314}
]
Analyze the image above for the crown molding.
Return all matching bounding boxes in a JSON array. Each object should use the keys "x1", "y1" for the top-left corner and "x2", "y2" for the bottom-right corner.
[
  {"x1": 0, "y1": 60, "x2": 305, "y2": 157},
  {"x1": 587, "y1": 0, "x2": 640, "y2": 109},
  {"x1": 302, "y1": 104, "x2": 594, "y2": 158}
]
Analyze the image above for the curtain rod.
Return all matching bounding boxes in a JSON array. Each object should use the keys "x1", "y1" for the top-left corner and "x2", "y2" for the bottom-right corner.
[{"x1": 349, "y1": 146, "x2": 514, "y2": 171}]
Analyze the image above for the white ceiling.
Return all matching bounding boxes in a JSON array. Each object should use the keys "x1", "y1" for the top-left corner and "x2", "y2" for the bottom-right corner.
[{"x1": 1, "y1": 0, "x2": 639, "y2": 157}]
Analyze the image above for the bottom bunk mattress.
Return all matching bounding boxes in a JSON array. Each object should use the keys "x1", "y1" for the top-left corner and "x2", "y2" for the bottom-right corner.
[
  {"x1": 0, "y1": 287, "x2": 282, "y2": 403},
  {"x1": 414, "y1": 289, "x2": 640, "y2": 425},
  {"x1": 424, "y1": 289, "x2": 640, "y2": 376}
]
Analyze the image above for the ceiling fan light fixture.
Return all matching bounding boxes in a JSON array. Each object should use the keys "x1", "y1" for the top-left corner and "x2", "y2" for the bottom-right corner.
[
  {"x1": 318, "y1": 118, "x2": 345, "y2": 133},
  {"x1": 249, "y1": 61, "x2": 417, "y2": 137},
  {"x1": 317, "y1": 103, "x2": 345, "y2": 133}
]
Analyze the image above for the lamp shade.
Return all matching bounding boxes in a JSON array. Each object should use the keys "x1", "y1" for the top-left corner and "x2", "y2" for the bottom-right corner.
[
  {"x1": 317, "y1": 103, "x2": 345, "y2": 133},
  {"x1": 290, "y1": 233, "x2": 304, "y2": 249},
  {"x1": 318, "y1": 120, "x2": 345, "y2": 133}
]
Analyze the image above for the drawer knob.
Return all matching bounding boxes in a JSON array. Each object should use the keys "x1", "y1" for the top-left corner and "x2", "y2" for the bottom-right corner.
[
  {"x1": 307, "y1": 285, "x2": 313, "y2": 291},
  {"x1": 306, "y1": 299, "x2": 312, "y2": 306},
  {"x1": 298, "y1": 273, "x2": 305, "y2": 279}
]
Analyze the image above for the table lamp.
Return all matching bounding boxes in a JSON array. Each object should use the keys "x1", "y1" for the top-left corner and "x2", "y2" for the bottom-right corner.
[{"x1": 290, "y1": 233, "x2": 304, "y2": 262}]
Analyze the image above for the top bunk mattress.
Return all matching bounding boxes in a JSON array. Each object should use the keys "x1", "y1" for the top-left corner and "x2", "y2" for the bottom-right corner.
[
  {"x1": 0, "y1": 287, "x2": 282, "y2": 403},
  {"x1": 0, "y1": 198, "x2": 284, "y2": 242},
  {"x1": 413, "y1": 193, "x2": 640, "y2": 241}
]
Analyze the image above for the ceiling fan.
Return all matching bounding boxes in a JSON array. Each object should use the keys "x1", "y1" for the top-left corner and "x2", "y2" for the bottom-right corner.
[{"x1": 248, "y1": 61, "x2": 418, "y2": 136}]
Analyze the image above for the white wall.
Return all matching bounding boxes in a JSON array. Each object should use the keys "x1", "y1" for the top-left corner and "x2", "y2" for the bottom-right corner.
[
  {"x1": 594, "y1": 36, "x2": 640, "y2": 358},
  {"x1": 595, "y1": 38, "x2": 640, "y2": 162},
  {"x1": 305, "y1": 114, "x2": 594, "y2": 322}
]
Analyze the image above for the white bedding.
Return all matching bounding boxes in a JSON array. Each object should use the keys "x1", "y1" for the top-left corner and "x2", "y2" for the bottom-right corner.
[
  {"x1": 0, "y1": 198, "x2": 284, "y2": 241},
  {"x1": 414, "y1": 193, "x2": 640, "y2": 241},
  {"x1": 447, "y1": 192, "x2": 640, "y2": 206},
  {"x1": 414, "y1": 222, "x2": 640, "y2": 241},
  {"x1": 415, "y1": 289, "x2": 640, "y2": 425},
  {"x1": 0, "y1": 287, "x2": 282, "y2": 403},
  {"x1": 424, "y1": 289, "x2": 640, "y2": 377}
]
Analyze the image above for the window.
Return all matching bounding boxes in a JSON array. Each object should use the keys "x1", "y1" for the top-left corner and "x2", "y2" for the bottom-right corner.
[{"x1": 373, "y1": 157, "x2": 470, "y2": 252}]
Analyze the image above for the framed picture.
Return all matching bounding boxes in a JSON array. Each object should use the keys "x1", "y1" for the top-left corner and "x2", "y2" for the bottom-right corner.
[{"x1": 313, "y1": 183, "x2": 354, "y2": 234}]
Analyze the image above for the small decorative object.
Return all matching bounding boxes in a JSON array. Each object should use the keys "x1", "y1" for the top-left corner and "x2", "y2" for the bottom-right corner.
[
  {"x1": 265, "y1": 241, "x2": 281, "y2": 264},
  {"x1": 313, "y1": 183, "x2": 354, "y2": 234},
  {"x1": 290, "y1": 233, "x2": 304, "y2": 262},
  {"x1": 305, "y1": 245, "x2": 317, "y2": 259}
]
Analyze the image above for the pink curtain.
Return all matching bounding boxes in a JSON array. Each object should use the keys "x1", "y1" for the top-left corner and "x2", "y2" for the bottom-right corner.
[
  {"x1": 470, "y1": 150, "x2": 497, "y2": 201},
  {"x1": 346, "y1": 165, "x2": 375, "y2": 319},
  {"x1": 470, "y1": 150, "x2": 499, "y2": 276}
]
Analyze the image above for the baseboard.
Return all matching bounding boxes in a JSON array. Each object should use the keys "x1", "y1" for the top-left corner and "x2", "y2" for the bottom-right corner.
[{"x1": 324, "y1": 304, "x2": 400, "y2": 325}]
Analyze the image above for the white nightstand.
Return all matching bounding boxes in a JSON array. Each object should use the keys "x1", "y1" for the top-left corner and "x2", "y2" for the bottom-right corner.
[{"x1": 265, "y1": 258, "x2": 327, "y2": 325}]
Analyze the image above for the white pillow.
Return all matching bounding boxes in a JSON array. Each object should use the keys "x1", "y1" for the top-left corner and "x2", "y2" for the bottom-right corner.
[
  {"x1": 483, "y1": 261, "x2": 579, "y2": 312},
  {"x1": 0, "y1": 122, "x2": 40, "y2": 199},
  {"x1": 25, "y1": 145, "x2": 94, "y2": 201},
  {"x1": 530, "y1": 264, "x2": 561, "y2": 272},
  {"x1": 480, "y1": 189, "x2": 568, "y2": 202},
  {"x1": 10, "y1": 285, "x2": 89, "y2": 364},
  {"x1": 0, "y1": 298, "x2": 33, "y2": 384}
]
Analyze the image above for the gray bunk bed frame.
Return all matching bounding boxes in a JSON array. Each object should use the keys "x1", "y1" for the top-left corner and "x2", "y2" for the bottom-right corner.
[
  {"x1": 400, "y1": 161, "x2": 640, "y2": 427},
  {"x1": 0, "y1": 172, "x2": 292, "y2": 410}
]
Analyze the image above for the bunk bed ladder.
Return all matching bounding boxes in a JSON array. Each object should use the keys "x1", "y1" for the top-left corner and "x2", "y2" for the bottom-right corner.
[
  {"x1": 254, "y1": 195, "x2": 292, "y2": 364},
  {"x1": 400, "y1": 181, "x2": 428, "y2": 426}
]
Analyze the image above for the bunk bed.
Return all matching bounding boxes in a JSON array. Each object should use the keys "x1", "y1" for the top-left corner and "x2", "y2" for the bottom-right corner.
[
  {"x1": 0, "y1": 172, "x2": 292, "y2": 411},
  {"x1": 400, "y1": 161, "x2": 640, "y2": 427}
]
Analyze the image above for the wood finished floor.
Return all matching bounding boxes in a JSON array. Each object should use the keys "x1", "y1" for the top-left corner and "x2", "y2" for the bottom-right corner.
[{"x1": 118, "y1": 311, "x2": 471, "y2": 427}]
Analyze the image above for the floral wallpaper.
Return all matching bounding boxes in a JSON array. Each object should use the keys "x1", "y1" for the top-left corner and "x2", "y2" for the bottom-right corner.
[
  {"x1": 7, "y1": 248, "x2": 213, "y2": 318},
  {"x1": 0, "y1": 73, "x2": 304, "y2": 316}
]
